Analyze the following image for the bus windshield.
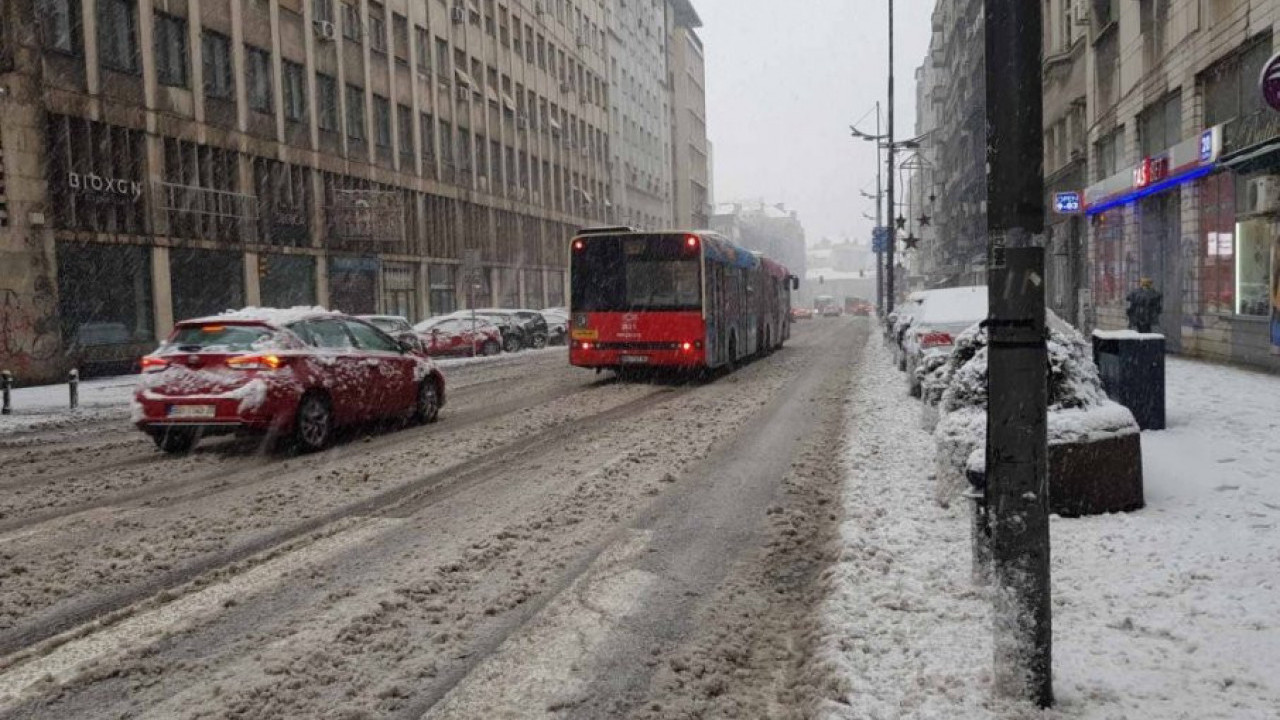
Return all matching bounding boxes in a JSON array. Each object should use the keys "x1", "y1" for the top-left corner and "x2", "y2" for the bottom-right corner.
[{"x1": 572, "y1": 235, "x2": 703, "y2": 312}]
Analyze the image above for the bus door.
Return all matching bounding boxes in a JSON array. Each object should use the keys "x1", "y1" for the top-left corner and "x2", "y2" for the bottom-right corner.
[{"x1": 706, "y1": 261, "x2": 721, "y2": 366}]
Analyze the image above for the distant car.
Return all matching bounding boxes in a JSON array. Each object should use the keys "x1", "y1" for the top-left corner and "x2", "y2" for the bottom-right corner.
[
  {"x1": 820, "y1": 305, "x2": 843, "y2": 317},
  {"x1": 790, "y1": 307, "x2": 815, "y2": 321},
  {"x1": 848, "y1": 301, "x2": 873, "y2": 317},
  {"x1": 442, "y1": 311, "x2": 528, "y2": 352},
  {"x1": 134, "y1": 309, "x2": 446, "y2": 454},
  {"x1": 470, "y1": 309, "x2": 550, "y2": 350},
  {"x1": 901, "y1": 286, "x2": 988, "y2": 397},
  {"x1": 414, "y1": 315, "x2": 504, "y2": 357}
]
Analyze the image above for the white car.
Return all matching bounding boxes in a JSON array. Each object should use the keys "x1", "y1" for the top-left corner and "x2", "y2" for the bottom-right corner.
[{"x1": 902, "y1": 286, "x2": 988, "y2": 397}]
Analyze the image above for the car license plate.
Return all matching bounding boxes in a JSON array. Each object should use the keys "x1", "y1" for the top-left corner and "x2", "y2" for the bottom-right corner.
[
  {"x1": 619, "y1": 355, "x2": 649, "y2": 365},
  {"x1": 168, "y1": 404, "x2": 216, "y2": 418}
]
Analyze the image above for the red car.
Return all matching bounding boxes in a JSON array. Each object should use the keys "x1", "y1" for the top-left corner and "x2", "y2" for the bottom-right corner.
[
  {"x1": 133, "y1": 309, "x2": 446, "y2": 454},
  {"x1": 414, "y1": 316, "x2": 505, "y2": 357},
  {"x1": 791, "y1": 307, "x2": 815, "y2": 321}
]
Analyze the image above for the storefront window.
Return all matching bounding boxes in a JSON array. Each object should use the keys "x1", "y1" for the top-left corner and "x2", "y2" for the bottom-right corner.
[
  {"x1": 381, "y1": 261, "x2": 417, "y2": 321},
  {"x1": 1200, "y1": 173, "x2": 1236, "y2": 314},
  {"x1": 260, "y1": 254, "x2": 316, "y2": 308},
  {"x1": 47, "y1": 115, "x2": 147, "y2": 235},
  {"x1": 56, "y1": 242, "x2": 153, "y2": 347},
  {"x1": 496, "y1": 268, "x2": 520, "y2": 308},
  {"x1": 429, "y1": 264, "x2": 457, "y2": 316},
  {"x1": 1236, "y1": 218, "x2": 1271, "y2": 316},
  {"x1": 547, "y1": 270, "x2": 565, "y2": 308},
  {"x1": 524, "y1": 269, "x2": 544, "y2": 308},
  {"x1": 328, "y1": 256, "x2": 379, "y2": 315},
  {"x1": 170, "y1": 248, "x2": 245, "y2": 321}
]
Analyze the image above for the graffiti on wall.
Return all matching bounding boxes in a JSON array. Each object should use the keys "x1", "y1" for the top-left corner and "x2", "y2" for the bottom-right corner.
[{"x1": 1, "y1": 288, "x2": 60, "y2": 375}]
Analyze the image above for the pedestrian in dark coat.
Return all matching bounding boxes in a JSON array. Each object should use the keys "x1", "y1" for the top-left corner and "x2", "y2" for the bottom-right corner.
[{"x1": 1126, "y1": 277, "x2": 1162, "y2": 333}]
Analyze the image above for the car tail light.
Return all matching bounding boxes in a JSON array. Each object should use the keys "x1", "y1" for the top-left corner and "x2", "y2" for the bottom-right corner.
[
  {"x1": 140, "y1": 356, "x2": 169, "y2": 373},
  {"x1": 920, "y1": 332, "x2": 954, "y2": 349},
  {"x1": 226, "y1": 354, "x2": 288, "y2": 370}
]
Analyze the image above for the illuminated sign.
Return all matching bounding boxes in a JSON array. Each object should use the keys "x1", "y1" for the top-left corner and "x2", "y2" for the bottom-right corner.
[{"x1": 1053, "y1": 192, "x2": 1082, "y2": 214}]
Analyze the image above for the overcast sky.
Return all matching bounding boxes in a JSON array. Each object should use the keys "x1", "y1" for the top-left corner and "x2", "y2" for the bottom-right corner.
[{"x1": 697, "y1": 0, "x2": 936, "y2": 245}]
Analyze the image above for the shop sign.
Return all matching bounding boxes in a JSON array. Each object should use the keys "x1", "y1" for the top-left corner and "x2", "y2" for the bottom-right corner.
[
  {"x1": 1261, "y1": 52, "x2": 1280, "y2": 114},
  {"x1": 1053, "y1": 192, "x2": 1082, "y2": 214},
  {"x1": 1133, "y1": 156, "x2": 1170, "y2": 188},
  {"x1": 68, "y1": 172, "x2": 143, "y2": 201}
]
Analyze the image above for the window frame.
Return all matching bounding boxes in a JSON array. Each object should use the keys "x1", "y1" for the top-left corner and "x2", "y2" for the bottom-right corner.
[
  {"x1": 346, "y1": 84, "x2": 367, "y2": 141},
  {"x1": 40, "y1": 0, "x2": 83, "y2": 56},
  {"x1": 98, "y1": 0, "x2": 140, "y2": 75},
  {"x1": 246, "y1": 45, "x2": 274, "y2": 114},
  {"x1": 317, "y1": 73, "x2": 340, "y2": 131},
  {"x1": 153, "y1": 11, "x2": 188, "y2": 88},
  {"x1": 202, "y1": 29, "x2": 234, "y2": 99},
  {"x1": 283, "y1": 60, "x2": 308, "y2": 122}
]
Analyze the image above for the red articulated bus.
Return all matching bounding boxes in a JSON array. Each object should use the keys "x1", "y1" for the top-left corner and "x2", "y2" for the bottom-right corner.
[{"x1": 568, "y1": 228, "x2": 799, "y2": 373}]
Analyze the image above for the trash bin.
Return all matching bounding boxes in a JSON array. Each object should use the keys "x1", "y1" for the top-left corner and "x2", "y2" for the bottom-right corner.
[{"x1": 1091, "y1": 330, "x2": 1165, "y2": 430}]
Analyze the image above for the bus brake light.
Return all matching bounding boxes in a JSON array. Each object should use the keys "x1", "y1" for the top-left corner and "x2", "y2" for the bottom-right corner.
[
  {"x1": 573, "y1": 239, "x2": 585, "y2": 251},
  {"x1": 681, "y1": 342, "x2": 693, "y2": 352},
  {"x1": 685, "y1": 235, "x2": 699, "y2": 249}
]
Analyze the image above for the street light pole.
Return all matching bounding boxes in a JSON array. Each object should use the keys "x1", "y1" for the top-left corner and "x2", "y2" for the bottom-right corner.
[
  {"x1": 885, "y1": 0, "x2": 896, "y2": 313},
  {"x1": 875, "y1": 101, "x2": 884, "y2": 315}
]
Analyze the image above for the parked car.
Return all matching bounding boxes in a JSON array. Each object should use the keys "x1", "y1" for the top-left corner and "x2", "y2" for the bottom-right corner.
[
  {"x1": 541, "y1": 308, "x2": 569, "y2": 345},
  {"x1": 358, "y1": 315, "x2": 425, "y2": 353},
  {"x1": 888, "y1": 292, "x2": 927, "y2": 367},
  {"x1": 901, "y1": 286, "x2": 988, "y2": 397},
  {"x1": 471, "y1": 309, "x2": 550, "y2": 350},
  {"x1": 134, "y1": 309, "x2": 446, "y2": 454},
  {"x1": 414, "y1": 315, "x2": 504, "y2": 357},
  {"x1": 443, "y1": 311, "x2": 528, "y2": 352},
  {"x1": 790, "y1": 307, "x2": 815, "y2": 321}
]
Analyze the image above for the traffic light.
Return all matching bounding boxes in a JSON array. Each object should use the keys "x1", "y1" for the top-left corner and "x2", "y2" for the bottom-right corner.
[{"x1": 257, "y1": 255, "x2": 269, "y2": 278}]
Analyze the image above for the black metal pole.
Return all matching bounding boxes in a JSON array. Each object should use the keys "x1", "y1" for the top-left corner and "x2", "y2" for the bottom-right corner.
[
  {"x1": 984, "y1": 0, "x2": 1052, "y2": 708},
  {"x1": 875, "y1": 102, "x2": 884, "y2": 316},
  {"x1": 1, "y1": 370, "x2": 12, "y2": 415},
  {"x1": 68, "y1": 369, "x2": 79, "y2": 410},
  {"x1": 884, "y1": 0, "x2": 896, "y2": 313}
]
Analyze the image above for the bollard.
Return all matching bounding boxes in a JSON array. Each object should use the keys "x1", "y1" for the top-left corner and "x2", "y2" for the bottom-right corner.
[
  {"x1": 1, "y1": 370, "x2": 11, "y2": 415},
  {"x1": 68, "y1": 368, "x2": 79, "y2": 410}
]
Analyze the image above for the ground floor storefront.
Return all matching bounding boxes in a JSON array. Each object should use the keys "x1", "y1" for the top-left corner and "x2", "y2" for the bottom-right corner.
[{"x1": 1083, "y1": 122, "x2": 1280, "y2": 373}]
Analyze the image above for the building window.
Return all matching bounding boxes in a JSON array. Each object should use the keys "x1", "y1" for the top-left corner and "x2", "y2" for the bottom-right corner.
[
  {"x1": 1202, "y1": 37, "x2": 1273, "y2": 127},
  {"x1": 317, "y1": 73, "x2": 339, "y2": 131},
  {"x1": 368, "y1": 2, "x2": 387, "y2": 53},
  {"x1": 414, "y1": 26, "x2": 429, "y2": 71},
  {"x1": 247, "y1": 46, "x2": 273, "y2": 113},
  {"x1": 393, "y1": 13, "x2": 410, "y2": 64},
  {"x1": 435, "y1": 37, "x2": 449, "y2": 76},
  {"x1": 1138, "y1": 91, "x2": 1180, "y2": 158},
  {"x1": 420, "y1": 112, "x2": 435, "y2": 162},
  {"x1": 45, "y1": 114, "x2": 147, "y2": 235},
  {"x1": 57, "y1": 242, "x2": 153, "y2": 349},
  {"x1": 342, "y1": 2, "x2": 362, "y2": 41},
  {"x1": 202, "y1": 30, "x2": 233, "y2": 99},
  {"x1": 429, "y1": 265, "x2": 457, "y2": 315},
  {"x1": 154, "y1": 12, "x2": 188, "y2": 87},
  {"x1": 374, "y1": 96, "x2": 392, "y2": 148},
  {"x1": 98, "y1": 0, "x2": 139, "y2": 74},
  {"x1": 40, "y1": 0, "x2": 82, "y2": 55},
  {"x1": 313, "y1": 0, "x2": 335, "y2": 24},
  {"x1": 346, "y1": 84, "x2": 366, "y2": 140},
  {"x1": 283, "y1": 60, "x2": 307, "y2": 122}
]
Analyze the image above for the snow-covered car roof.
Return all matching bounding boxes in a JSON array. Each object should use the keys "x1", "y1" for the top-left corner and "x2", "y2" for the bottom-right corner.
[
  {"x1": 358, "y1": 314, "x2": 411, "y2": 324},
  {"x1": 415, "y1": 316, "x2": 500, "y2": 332},
  {"x1": 181, "y1": 306, "x2": 340, "y2": 328},
  {"x1": 915, "y1": 286, "x2": 988, "y2": 326}
]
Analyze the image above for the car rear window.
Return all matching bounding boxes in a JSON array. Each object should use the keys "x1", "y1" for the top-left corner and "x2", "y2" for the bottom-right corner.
[{"x1": 168, "y1": 324, "x2": 282, "y2": 352}]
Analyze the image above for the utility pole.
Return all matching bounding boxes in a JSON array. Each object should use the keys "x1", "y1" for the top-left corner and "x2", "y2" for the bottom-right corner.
[
  {"x1": 984, "y1": 0, "x2": 1052, "y2": 708},
  {"x1": 884, "y1": 0, "x2": 896, "y2": 312},
  {"x1": 875, "y1": 101, "x2": 884, "y2": 315}
]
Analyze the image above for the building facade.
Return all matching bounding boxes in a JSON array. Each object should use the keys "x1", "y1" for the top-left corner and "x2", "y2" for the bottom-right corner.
[
  {"x1": 710, "y1": 200, "x2": 807, "y2": 279},
  {"x1": 1080, "y1": 0, "x2": 1279, "y2": 372},
  {"x1": 666, "y1": 0, "x2": 709, "y2": 228},
  {"x1": 910, "y1": 0, "x2": 987, "y2": 289},
  {"x1": 0, "y1": 0, "x2": 619, "y2": 381},
  {"x1": 605, "y1": 0, "x2": 672, "y2": 229}
]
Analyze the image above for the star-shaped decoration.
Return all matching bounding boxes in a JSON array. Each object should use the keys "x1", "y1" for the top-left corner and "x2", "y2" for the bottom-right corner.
[
  {"x1": 904, "y1": 234, "x2": 920, "y2": 250},
  {"x1": 918, "y1": 213, "x2": 931, "y2": 227},
  {"x1": 895, "y1": 215, "x2": 907, "y2": 229}
]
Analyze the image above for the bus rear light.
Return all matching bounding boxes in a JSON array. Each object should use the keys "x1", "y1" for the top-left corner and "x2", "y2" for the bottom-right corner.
[
  {"x1": 919, "y1": 332, "x2": 954, "y2": 349},
  {"x1": 573, "y1": 239, "x2": 585, "y2": 251},
  {"x1": 578, "y1": 341, "x2": 592, "y2": 351},
  {"x1": 680, "y1": 342, "x2": 693, "y2": 352},
  {"x1": 685, "y1": 235, "x2": 699, "y2": 249}
]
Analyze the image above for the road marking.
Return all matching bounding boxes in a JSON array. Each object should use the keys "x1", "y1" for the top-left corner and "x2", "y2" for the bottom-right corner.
[{"x1": 0, "y1": 518, "x2": 402, "y2": 712}]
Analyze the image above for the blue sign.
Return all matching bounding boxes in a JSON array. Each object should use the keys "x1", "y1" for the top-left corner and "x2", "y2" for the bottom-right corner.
[
  {"x1": 1053, "y1": 191, "x2": 1082, "y2": 214},
  {"x1": 872, "y1": 226, "x2": 891, "y2": 253}
]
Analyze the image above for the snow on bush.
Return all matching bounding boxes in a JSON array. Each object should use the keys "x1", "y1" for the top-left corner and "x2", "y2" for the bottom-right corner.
[{"x1": 930, "y1": 311, "x2": 1139, "y2": 504}]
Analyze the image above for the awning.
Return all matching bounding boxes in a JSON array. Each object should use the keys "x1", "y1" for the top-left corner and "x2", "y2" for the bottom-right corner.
[
  {"x1": 1221, "y1": 138, "x2": 1280, "y2": 175},
  {"x1": 453, "y1": 68, "x2": 474, "y2": 89}
]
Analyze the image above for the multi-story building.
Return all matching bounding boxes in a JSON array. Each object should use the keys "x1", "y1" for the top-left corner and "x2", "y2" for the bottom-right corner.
[
  {"x1": 710, "y1": 200, "x2": 807, "y2": 278},
  {"x1": 666, "y1": 0, "x2": 709, "y2": 228},
  {"x1": 1080, "y1": 0, "x2": 1279, "y2": 372},
  {"x1": 0, "y1": 0, "x2": 613, "y2": 381},
  {"x1": 606, "y1": 0, "x2": 673, "y2": 229},
  {"x1": 912, "y1": 0, "x2": 987, "y2": 288},
  {"x1": 1041, "y1": 0, "x2": 1089, "y2": 326}
]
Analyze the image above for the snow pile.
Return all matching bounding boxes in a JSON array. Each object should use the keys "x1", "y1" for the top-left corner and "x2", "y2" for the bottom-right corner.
[
  {"x1": 915, "y1": 285, "x2": 988, "y2": 327},
  {"x1": 931, "y1": 313, "x2": 1137, "y2": 502},
  {"x1": 1091, "y1": 329, "x2": 1164, "y2": 341}
]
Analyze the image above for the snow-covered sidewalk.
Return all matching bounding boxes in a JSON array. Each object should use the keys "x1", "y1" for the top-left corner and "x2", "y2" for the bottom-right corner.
[
  {"x1": 0, "y1": 375, "x2": 137, "y2": 435},
  {"x1": 815, "y1": 333, "x2": 1280, "y2": 719}
]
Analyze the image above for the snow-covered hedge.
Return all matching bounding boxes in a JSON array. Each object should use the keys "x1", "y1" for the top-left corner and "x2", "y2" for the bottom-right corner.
[{"x1": 930, "y1": 311, "x2": 1140, "y2": 504}]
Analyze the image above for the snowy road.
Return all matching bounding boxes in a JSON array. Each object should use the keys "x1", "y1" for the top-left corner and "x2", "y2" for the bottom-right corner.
[{"x1": 0, "y1": 319, "x2": 865, "y2": 719}]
